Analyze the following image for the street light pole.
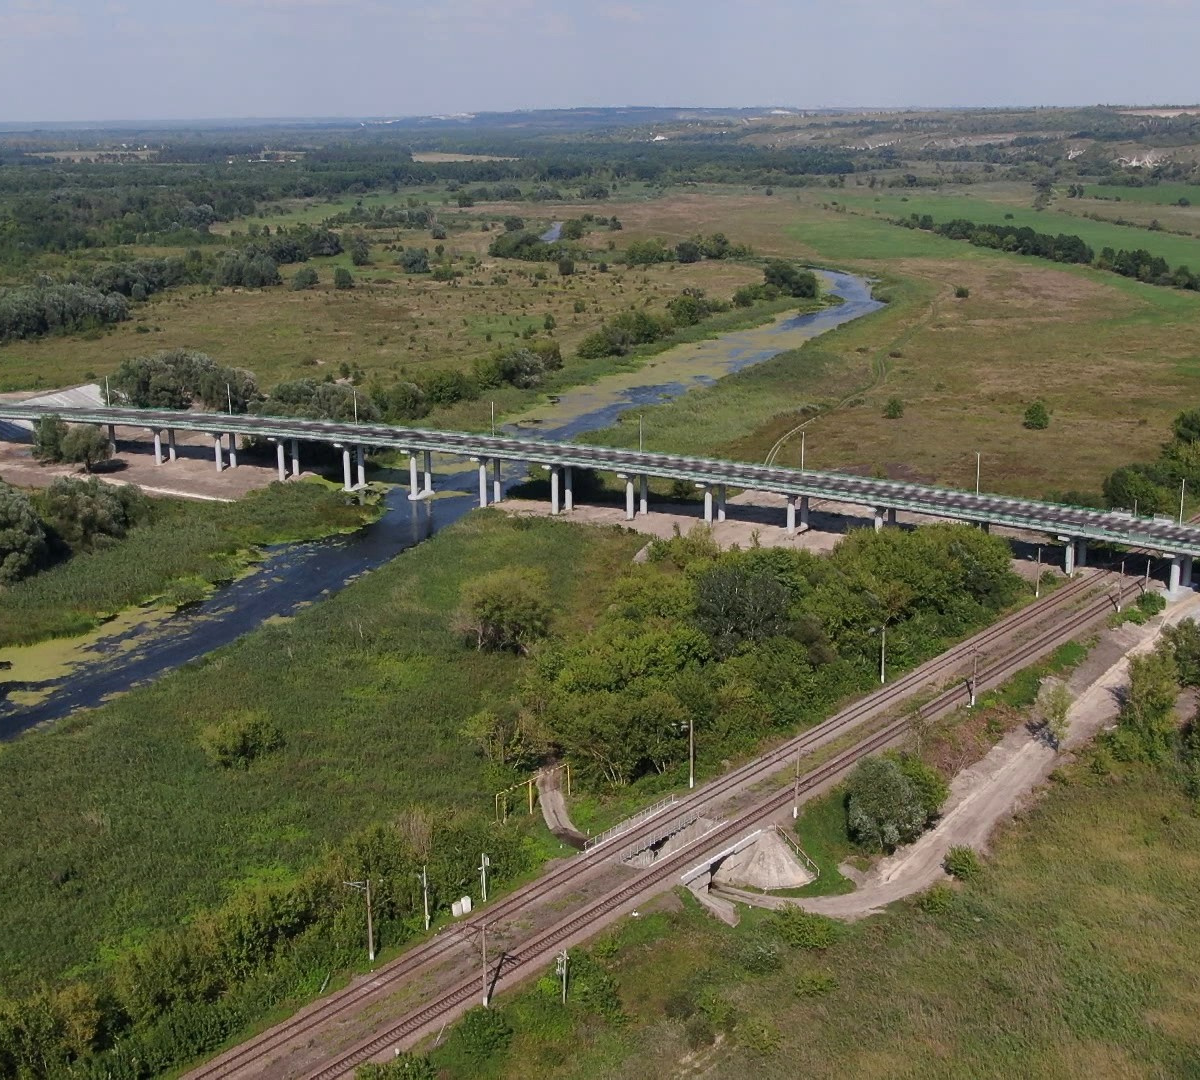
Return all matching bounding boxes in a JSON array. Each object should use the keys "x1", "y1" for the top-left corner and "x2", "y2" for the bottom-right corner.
[
  {"x1": 479, "y1": 852, "x2": 490, "y2": 903},
  {"x1": 105, "y1": 376, "x2": 111, "y2": 407},
  {"x1": 688, "y1": 713, "x2": 695, "y2": 790},
  {"x1": 227, "y1": 383, "x2": 233, "y2": 416},
  {"x1": 419, "y1": 864, "x2": 430, "y2": 932},
  {"x1": 353, "y1": 389, "x2": 358, "y2": 425},
  {"x1": 639, "y1": 414, "x2": 644, "y2": 453},
  {"x1": 801, "y1": 430, "x2": 806, "y2": 472},
  {"x1": 880, "y1": 624, "x2": 887, "y2": 685},
  {"x1": 343, "y1": 879, "x2": 375, "y2": 962},
  {"x1": 1181, "y1": 478, "x2": 1187, "y2": 525},
  {"x1": 975, "y1": 451, "x2": 981, "y2": 496},
  {"x1": 792, "y1": 749, "x2": 801, "y2": 820},
  {"x1": 1034, "y1": 545, "x2": 1042, "y2": 598},
  {"x1": 491, "y1": 400, "x2": 496, "y2": 437},
  {"x1": 555, "y1": 950, "x2": 569, "y2": 1006},
  {"x1": 969, "y1": 648, "x2": 979, "y2": 708},
  {"x1": 481, "y1": 923, "x2": 489, "y2": 1007}
]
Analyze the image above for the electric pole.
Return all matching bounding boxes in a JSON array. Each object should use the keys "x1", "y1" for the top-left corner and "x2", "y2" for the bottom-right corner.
[
  {"x1": 1034, "y1": 545, "x2": 1042, "y2": 598},
  {"x1": 688, "y1": 713, "x2": 695, "y2": 790},
  {"x1": 968, "y1": 648, "x2": 979, "y2": 708},
  {"x1": 344, "y1": 879, "x2": 375, "y2": 962},
  {"x1": 479, "y1": 852, "x2": 490, "y2": 903},
  {"x1": 419, "y1": 864, "x2": 430, "y2": 932},
  {"x1": 227, "y1": 383, "x2": 233, "y2": 415},
  {"x1": 555, "y1": 950, "x2": 569, "y2": 1005}
]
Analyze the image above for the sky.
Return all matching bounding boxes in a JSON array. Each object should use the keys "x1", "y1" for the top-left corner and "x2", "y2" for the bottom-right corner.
[{"x1": 2, "y1": 0, "x2": 1198, "y2": 123}]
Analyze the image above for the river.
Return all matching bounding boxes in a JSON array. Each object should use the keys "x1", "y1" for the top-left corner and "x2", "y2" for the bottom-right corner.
[{"x1": 0, "y1": 271, "x2": 880, "y2": 738}]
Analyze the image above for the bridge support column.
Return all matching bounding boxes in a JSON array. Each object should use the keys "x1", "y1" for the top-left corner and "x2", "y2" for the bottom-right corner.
[
  {"x1": 152, "y1": 430, "x2": 163, "y2": 466},
  {"x1": 423, "y1": 450, "x2": 433, "y2": 497},
  {"x1": 1184, "y1": 556, "x2": 1194, "y2": 591},
  {"x1": 341, "y1": 447, "x2": 352, "y2": 492},
  {"x1": 1075, "y1": 539, "x2": 1087, "y2": 569},
  {"x1": 107, "y1": 424, "x2": 117, "y2": 454},
  {"x1": 874, "y1": 507, "x2": 885, "y2": 533},
  {"x1": 624, "y1": 476, "x2": 635, "y2": 521},
  {"x1": 227, "y1": 433, "x2": 238, "y2": 469},
  {"x1": 550, "y1": 466, "x2": 561, "y2": 515},
  {"x1": 356, "y1": 445, "x2": 366, "y2": 489},
  {"x1": 1169, "y1": 555, "x2": 1182, "y2": 595},
  {"x1": 703, "y1": 486, "x2": 714, "y2": 525},
  {"x1": 1063, "y1": 540, "x2": 1076, "y2": 577},
  {"x1": 276, "y1": 440, "x2": 286, "y2": 482},
  {"x1": 564, "y1": 466, "x2": 574, "y2": 512},
  {"x1": 212, "y1": 434, "x2": 223, "y2": 472},
  {"x1": 290, "y1": 439, "x2": 299, "y2": 477},
  {"x1": 476, "y1": 459, "x2": 488, "y2": 508},
  {"x1": 168, "y1": 429, "x2": 177, "y2": 462},
  {"x1": 639, "y1": 475, "x2": 648, "y2": 516},
  {"x1": 800, "y1": 495, "x2": 810, "y2": 531},
  {"x1": 407, "y1": 453, "x2": 420, "y2": 500},
  {"x1": 887, "y1": 507, "x2": 897, "y2": 528},
  {"x1": 980, "y1": 522, "x2": 990, "y2": 534},
  {"x1": 493, "y1": 458, "x2": 502, "y2": 504},
  {"x1": 717, "y1": 484, "x2": 727, "y2": 523},
  {"x1": 786, "y1": 495, "x2": 797, "y2": 536}
]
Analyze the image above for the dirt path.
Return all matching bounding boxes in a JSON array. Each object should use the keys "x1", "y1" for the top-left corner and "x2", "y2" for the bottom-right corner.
[
  {"x1": 790, "y1": 593, "x2": 1200, "y2": 920},
  {"x1": 536, "y1": 767, "x2": 587, "y2": 849}
]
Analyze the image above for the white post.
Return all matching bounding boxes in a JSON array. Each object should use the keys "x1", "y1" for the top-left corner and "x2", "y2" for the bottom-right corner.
[
  {"x1": 356, "y1": 445, "x2": 366, "y2": 489},
  {"x1": 213, "y1": 434, "x2": 223, "y2": 472},
  {"x1": 493, "y1": 458, "x2": 502, "y2": 504},
  {"x1": 342, "y1": 446, "x2": 352, "y2": 492},
  {"x1": 408, "y1": 453, "x2": 420, "y2": 500},
  {"x1": 564, "y1": 466, "x2": 574, "y2": 511},
  {"x1": 703, "y1": 486, "x2": 714, "y2": 524},
  {"x1": 423, "y1": 450, "x2": 433, "y2": 496},
  {"x1": 276, "y1": 441, "x2": 286, "y2": 481},
  {"x1": 290, "y1": 438, "x2": 299, "y2": 476},
  {"x1": 550, "y1": 466, "x2": 561, "y2": 515},
  {"x1": 717, "y1": 484, "x2": 727, "y2": 523},
  {"x1": 874, "y1": 507, "x2": 885, "y2": 532},
  {"x1": 639, "y1": 475, "x2": 648, "y2": 516},
  {"x1": 800, "y1": 495, "x2": 810, "y2": 531},
  {"x1": 786, "y1": 494, "x2": 797, "y2": 536},
  {"x1": 227, "y1": 433, "x2": 238, "y2": 469},
  {"x1": 625, "y1": 476, "x2": 635, "y2": 521},
  {"x1": 477, "y1": 459, "x2": 489, "y2": 507},
  {"x1": 152, "y1": 430, "x2": 163, "y2": 466},
  {"x1": 168, "y1": 429, "x2": 177, "y2": 462}
]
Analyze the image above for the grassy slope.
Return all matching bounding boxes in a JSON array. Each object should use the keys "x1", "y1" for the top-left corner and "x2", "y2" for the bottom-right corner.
[
  {"x1": 0, "y1": 512, "x2": 643, "y2": 990},
  {"x1": 0, "y1": 480, "x2": 376, "y2": 647},
  {"x1": 448, "y1": 763, "x2": 1200, "y2": 1079}
]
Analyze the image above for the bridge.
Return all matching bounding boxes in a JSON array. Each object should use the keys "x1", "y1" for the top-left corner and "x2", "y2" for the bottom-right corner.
[{"x1": 2, "y1": 402, "x2": 1198, "y2": 589}]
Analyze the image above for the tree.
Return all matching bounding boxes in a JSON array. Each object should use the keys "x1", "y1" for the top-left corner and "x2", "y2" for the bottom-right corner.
[
  {"x1": 1023, "y1": 401, "x2": 1050, "y2": 430},
  {"x1": 557, "y1": 256, "x2": 575, "y2": 277},
  {"x1": 543, "y1": 312, "x2": 556, "y2": 331},
  {"x1": 349, "y1": 233, "x2": 370, "y2": 266},
  {"x1": 334, "y1": 267, "x2": 354, "y2": 290},
  {"x1": 32, "y1": 414, "x2": 68, "y2": 463},
  {"x1": 883, "y1": 397, "x2": 904, "y2": 419},
  {"x1": 503, "y1": 216, "x2": 524, "y2": 232},
  {"x1": 846, "y1": 756, "x2": 927, "y2": 851},
  {"x1": 1042, "y1": 680, "x2": 1073, "y2": 746},
  {"x1": 763, "y1": 260, "x2": 818, "y2": 298},
  {"x1": 889, "y1": 752, "x2": 948, "y2": 822},
  {"x1": 0, "y1": 483, "x2": 47, "y2": 584},
  {"x1": 454, "y1": 568, "x2": 551, "y2": 654},
  {"x1": 60, "y1": 426, "x2": 112, "y2": 473},
  {"x1": 39, "y1": 476, "x2": 146, "y2": 550},
  {"x1": 1102, "y1": 465, "x2": 1170, "y2": 514},
  {"x1": 693, "y1": 561, "x2": 791, "y2": 658},
  {"x1": 675, "y1": 239, "x2": 702, "y2": 264},
  {"x1": 1164, "y1": 618, "x2": 1200, "y2": 687},
  {"x1": 398, "y1": 248, "x2": 430, "y2": 274},
  {"x1": 1117, "y1": 645, "x2": 1180, "y2": 761},
  {"x1": 291, "y1": 266, "x2": 319, "y2": 290},
  {"x1": 561, "y1": 219, "x2": 585, "y2": 241},
  {"x1": 1173, "y1": 408, "x2": 1200, "y2": 445}
]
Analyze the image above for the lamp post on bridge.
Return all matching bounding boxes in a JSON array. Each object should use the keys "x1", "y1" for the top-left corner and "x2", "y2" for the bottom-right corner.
[{"x1": 975, "y1": 451, "x2": 981, "y2": 496}]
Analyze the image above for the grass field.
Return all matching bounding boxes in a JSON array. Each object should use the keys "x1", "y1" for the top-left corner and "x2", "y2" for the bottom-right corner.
[
  {"x1": 0, "y1": 512, "x2": 643, "y2": 991},
  {"x1": 430, "y1": 760, "x2": 1200, "y2": 1079}
]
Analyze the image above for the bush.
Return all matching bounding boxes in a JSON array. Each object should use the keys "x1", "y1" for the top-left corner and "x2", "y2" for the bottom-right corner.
[
  {"x1": 292, "y1": 266, "x2": 319, "y2": 290},
  {"x1": 60, "y1": 425, "x2": 112, "y2": 473},
  {"x1": 39, "y1": 476, "x2": 148, "y2": 551},
  {"x1": 763, "y1": 260, "x2": 818, "y2": 298},
  {"x1": 943, "y1": 845, "x2": 983, "y2": 880},
  {"x1": 419, "y1": 368, "x2": 476, "y2": 408},
  {"x1": 769, "y1": 906, "x2": 842, "y2": 950},
  {"x1": 454, "y1": 568, "x2": 551, "y2": 654},
  {"x1": 333, "y1": 267, "x2": 354, "y2": 290},
  {"x1": 33, "y1": 414, "x2": 69, "y2": 462},
  {"x1": 884, "y1": 397, "x2": 904, "y2": 419},
  {"x1": 794, "y1": 970, "x2": 839, "y2": 997},
  {"x1": 451, "y1": 1006, "x2": 513, "y2": 1064},
  {"x1": 1023, "y1": 401, "x2": 1050, "y2": 430},
  {"x1": 398, "y1": 248, "x2": 430, "y2": 274},
  {"x1": 730, "y1": 932, "x2": 782, "y2": 975},
  {"x1": 1137, "y1": 591, "x2": 1166, "y2": 616},
  {"x1": 889, "y1": 752, "x2": 949, "y2": 822},
  {"x1": 357, "y1": 1054, "x2": 435, "y2": 1079},
  {"x1": 953, "y1": 284, "x2": 970, "y2": 298},
  {"x1": 918, "y1": 883, "x2": 957, "y2": 915},
  {"x1": 201, "y1": 713, "x2": 284, "y2": 769},
  {"x1": 846, "y1": 756, "x2": 928, "y2": 851}
]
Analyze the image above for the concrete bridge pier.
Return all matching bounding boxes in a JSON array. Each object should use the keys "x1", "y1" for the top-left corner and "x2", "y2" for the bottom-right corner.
[
  {"x1": 786, "y1": 494, "x2": 797, "y2": 536},
  {"x1": 423, "y1": 450, "x2": 433, "y2": 497},
  {"x1": 874, "y1": 507, "x2": 886, "y2": 532},
  {"x1": 639, "y1": 475, "x2": 649, "y2": 516},
  {"x1": 887, "y1": 507, "x2": 897, "y2": 528},
  {"x1": 622, "y1": 475, "x2": 635, "y2": 520},
  {"x1": 800, "y1": 494, "x2": 810, "y2": 531},
  {"x1": 274, "y1": 440, "x2": 287, "y2": 481},
  {"x1": 1063, "y1": 540, "x2": 1076, "y2": 577},
  {"x1": 407, "y1": 453, "x2": 420, "y2": 500},
  {"x1": 212, "y1": 434, "x2": 224, "y2": 472},
  {"x1": 107, "y1": 424, "x2": 117, "y2": 454},
  {"x1": 564, "y1": 466, "x2": 574, "y2": 511},
  {"x1": 168, "y1": 429, "x2": 177, "y2": 462},
  {"x1": 475, "y1": 458, "x2": 489, "y2": 507},
  {"x1": 1075, "y1": 539, "x2": 1087, "y2": 570},
  {"x1": 550, "y1": 465, "x2": 561, "y2": 515},
  {"x1": 1170, "y1": 555, "x2": 1182, "y2": 594},
  {"x1": 701, "y1": 485, "x2": 714, "y2": 524},
  {"x1": 980, "y1": 521, "x2": 991, "y2": 534},
  {"x1": 1184, "y1": 556, "x2": 1194, "y2": 591},
  {"x1": 340, "y1": 446, "x2": 353, "y2": 491},
  {"x1": 356, "y1": 445, "x2": 366, "y2": 489},
  {"x1": 290, "y1": 439, "x2": 299, "y2": 477},
  {"x1": 493, "y1": 458, "x2": 503, "y2": 504},
  {"x1": 717, "y1": 484, "x2": 727, "y2": 523},
  {"x1": 152, "y1": 429, "x2": 163, "y2": 466},
  {"x1": 227, "y1": 433, "x2": 238, "y2": 469}
]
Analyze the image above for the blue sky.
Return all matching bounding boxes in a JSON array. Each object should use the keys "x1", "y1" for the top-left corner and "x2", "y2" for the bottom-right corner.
[{"x1": 2, "y1": 0, "x2": 1197, "y2": 122}]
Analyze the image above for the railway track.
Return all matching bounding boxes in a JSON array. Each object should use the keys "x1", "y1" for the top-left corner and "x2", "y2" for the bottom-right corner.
[
  {"x1": 311, "y1": 572, "x2": 1144, "y2": 1075},
  {"x1": 187, "y1": 570, "x2": 1111, "y2": 1079}
]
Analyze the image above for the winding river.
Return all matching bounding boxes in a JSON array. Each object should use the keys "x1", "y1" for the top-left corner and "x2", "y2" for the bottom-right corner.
[{"x1": 0, "y1": 271, "x2": 881, "y2": 738}]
